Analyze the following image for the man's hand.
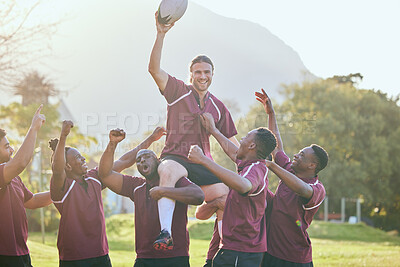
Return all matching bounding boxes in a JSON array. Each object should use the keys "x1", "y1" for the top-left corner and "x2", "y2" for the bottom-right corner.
[
  {"x1": 149, "y1": 186, "x2": 165, "y2": 201},
  {"x1": 200, "y1": 113, "x2": 217, "y2": 134},
  {"x1": 150, "y1": 126, "x2": 167, "y2": 142},
  {"x1": 188, "y1": 145, "x2": 206, "y2": 165},
  {"x1": 61, "y1": 120, "x2": 74, "y2": 137},
  {"x1": 255, "y1": 88, "x2": 274, "y2": 115},
  {"x1": 155, "y1": 11, "x2": 175, "y2": 35},
  {"x1": 109, "y1": 129, "x2": 126, "y2": 144},
  {"x1": 30, "y1": 104, "x2": 46, "y2": 131}
]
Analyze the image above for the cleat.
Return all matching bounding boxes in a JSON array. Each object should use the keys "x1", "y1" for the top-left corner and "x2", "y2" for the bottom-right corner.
[{"x1": 153, "y1": 229, "x2": 174, "y2": 250}]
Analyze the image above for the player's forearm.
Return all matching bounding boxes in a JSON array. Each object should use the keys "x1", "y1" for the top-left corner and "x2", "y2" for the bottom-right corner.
[
  {"x1": 267, "y1": 161, "x2": 313, "y2": 199},
  {"x1": 268, "y1": 111, "x2": 283, "y2": 155},
  {"x1": 148, "y1": 34, "x2": 165, "y2": 76},
  {"x1": 158, "y1": 186, "x2": 204, "y2": 205},
  {"x1": 9, "y1": 127, "x2": 38, "y2": 174},
  {"x1": 24, "y1": 191, "x2": 52, "y2": 209},
  {"x1": 114, "y1": 135, "x2": 156, "y2": 172},
  {"x1": 99, "y1": 142, "x2": 117, "y2": 179},
  {"x1": 52, "y1": 136, "x2": 67, "y2": 175},
  {"x1": 211, "y1": 129, "x2": 238, "y2": 161},
  {"x1": 200, "y1": 157, "x2": 252, "y2": 194}
]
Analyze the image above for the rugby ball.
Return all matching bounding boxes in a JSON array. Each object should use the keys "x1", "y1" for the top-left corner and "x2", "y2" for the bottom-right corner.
[{"x1": 157, "y1": 0, "x2": 188, "y2": 25}]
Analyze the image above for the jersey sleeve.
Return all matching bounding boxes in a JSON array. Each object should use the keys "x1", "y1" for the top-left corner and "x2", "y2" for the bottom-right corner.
[
  {"x1": 275, "y1": 150, "x2": 293, "y2": 172},
  {"x1": 216, "y1": 104, "x2": 237, "y2": 139},
  {"x1": 161, "y1": 75, "x2": 191, "y2": 104},
  {"x1": 303, "y1": 181, "x2": 326, "y2": 211},
  {"x1": 242, "y1": 163, "x2": 268, "y2": 196},
  {"x1": 17, "y1": 177, "x2": 34, "y2": 203},
  {"x1": 85, "y1": 168, "x2": 106, "y2": 190},
  {"x1": 175, "y1": 177, "x2": 194, "y2": 188},
  {"x1": 119, "y1": 175, "x2": 146, "y2": 200}
]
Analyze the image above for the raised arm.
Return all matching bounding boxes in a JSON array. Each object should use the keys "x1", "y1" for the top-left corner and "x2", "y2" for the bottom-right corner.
[
  {"x1": 3, "y1": 105, "x2": 45, "y2": 184},
  {"x1": 266, "y1": 161, "x2": 313, "y2": 199},
  {"x1": 51, "y1": 120, "x2": 73, "y2": 191},
  {"x1": 24, "y1": 191, "x2": 52, "y2": 209},
  {"x1": 113, "y1": 126, "x2": 166, "y2": 172},
  {"x1": 149, "y1": 183, "x2": 204, "y2": 205},
  {"x1": 255, "y1": 89, "x2": 283, "y2": 158},
  {"x1": 188, "y1": 145, "x2": 252, "y2": 194},
  {"x1": 200, "y1": 113, "x2": 238, "y2": 162},
  {"x1": 98, "y1": 129, "x2": 127, "y2": 194},
  {"x1": 148, "y1": 12, "x2": 175, "y2": 92}
]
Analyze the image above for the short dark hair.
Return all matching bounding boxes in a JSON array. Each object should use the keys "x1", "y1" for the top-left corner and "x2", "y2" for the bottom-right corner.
[
  {"x1": 49, "y1": 138, "x2": 71, "y2": 157},
  {"x1": 311, "y1": 144, "x2": 329, "y2": 174},
  {"x1": 254, "y1": 127, "x2": 277, "y2": 159},
  {"x1": 190, "y1": 55, "x2": 214, "y2": 72},
  {"x1": 0, "y1": 129, "x2": 6, "y2": 140}
]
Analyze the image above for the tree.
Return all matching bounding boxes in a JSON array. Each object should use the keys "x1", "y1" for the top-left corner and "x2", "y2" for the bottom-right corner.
[
  {"x1": 14, "y1": 71, "x2": 59, "y2": 106},
  {"x1": 0, "y1": 0, "x2": 58, "y2": 90},
  {"x1": 240, "y1": 76, "x2": 400, "y2": 231}
]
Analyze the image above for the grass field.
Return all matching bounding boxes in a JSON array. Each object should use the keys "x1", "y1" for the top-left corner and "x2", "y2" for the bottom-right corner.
[{"x1": 28, "y1": 214, "x2": 400, "y2": 267}]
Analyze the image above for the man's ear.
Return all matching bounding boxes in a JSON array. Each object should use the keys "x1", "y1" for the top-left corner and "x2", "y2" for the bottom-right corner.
[
  {"x1": 249, "y1": 142, "x2": 256, "y2": 150},
  {"x1": 308, "y1": 162, "x2": 317, "y2": 171},
  {"x1": 65, "y1": 163, "x2": 72, "y2": 172}
]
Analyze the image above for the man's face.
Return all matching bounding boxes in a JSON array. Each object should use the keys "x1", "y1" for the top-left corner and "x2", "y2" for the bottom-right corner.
[
  {"x1": 136, "y1": 150, "x2": 159, "y2": 178},
  {"x1": 0, "y1": 137, "x2": 14, "y2": 164},
  {"x1": 66, "y1": 148, "x2": 88, "y2": 175},
  {"x1": 190, "y1": 62, "x2": 213, "y2": 93},
  {"x1": 291, "y1": 147, "x2": 316, "y2": 173},
  {"x1": 236, "y1": 130, "x2": 257, "y2": 160}
]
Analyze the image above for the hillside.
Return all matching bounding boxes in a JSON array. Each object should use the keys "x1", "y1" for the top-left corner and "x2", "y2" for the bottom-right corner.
[{"x1": 35, "y1": 0, "x2": 314, "y2": 137}]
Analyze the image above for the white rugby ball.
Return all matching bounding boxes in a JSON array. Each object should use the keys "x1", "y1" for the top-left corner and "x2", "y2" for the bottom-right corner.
[{"x1": 157, "y1": 0, "x2": 188, "y2": 25}]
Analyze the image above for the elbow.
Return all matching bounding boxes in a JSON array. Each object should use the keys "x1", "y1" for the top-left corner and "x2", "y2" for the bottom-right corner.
[{"x1": 192, "y1": 190, "x2": 205, "y2": 205}]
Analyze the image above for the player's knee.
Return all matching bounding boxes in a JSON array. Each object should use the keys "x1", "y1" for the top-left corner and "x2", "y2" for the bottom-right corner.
[{"x1": 157, "y1": 160, "x2": 187, "y2": 186}]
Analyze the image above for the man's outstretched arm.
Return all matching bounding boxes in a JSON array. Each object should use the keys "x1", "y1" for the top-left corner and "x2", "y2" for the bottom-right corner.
[
  {"x1": 188, "y1": 145, "x2": 252, "y2": 194},
  {"x1": 113, "y1": 127, "x2": 166, "y2": 172},
  {"x1": 266, "y1": 161, "x2": 313, "y2": 199},
  {"x1": 148, "y1": 12, "x2": 175, "y2": 92},
  {"x1": 3, "y1": 105, "x2": 45, "y2": 184},
  {"x1": 255, "y1": 89, "x2": 284, "y2": 158},
  {"x1": 200, "y1": 113, "x2": 238, "y2": 162}
]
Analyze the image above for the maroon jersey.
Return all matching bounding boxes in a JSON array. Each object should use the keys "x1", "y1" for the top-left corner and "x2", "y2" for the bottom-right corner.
[
  {"x1": 119, "y1": 175, "x2": 193, "y2": 259},
  {"x1": 267, "y1": 151, "x2": 325, "y2": 263},
  {"x1": 51, "y1": 168, "x2": 109, "y2": 261},
  {"x1": 221, "y1": 159, "x2": 269, "y2": 253},
  {"x1": 0, "y1": 164, "x2": 33, "y2": 256},
  {"x1": 161, "y1": 75, "x2": 237, "y2": 160}
]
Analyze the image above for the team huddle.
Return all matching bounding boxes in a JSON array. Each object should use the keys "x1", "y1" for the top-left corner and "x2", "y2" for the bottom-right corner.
[{"x1": 0, "y1": 11, "x2": 329, "y2": 267}]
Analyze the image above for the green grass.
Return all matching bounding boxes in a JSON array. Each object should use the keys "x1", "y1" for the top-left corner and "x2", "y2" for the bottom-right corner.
[{"x1": 28, "y1": 214, "x2": 400, "y2": 267}]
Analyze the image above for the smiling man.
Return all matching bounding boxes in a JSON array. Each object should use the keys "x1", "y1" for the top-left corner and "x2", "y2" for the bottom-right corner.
[
  {"x1": 255, "y1": 89, "x2": 329, "y2": 267},
  {"x1": 0, "y1": 105, "x2": 52, "y2": 267},
  {"x1": 148, "y1": 11, "x2": 238, "y2": 256},
  {"x1": 98, "y1": 128, "x2": 204, "y2": 267}
]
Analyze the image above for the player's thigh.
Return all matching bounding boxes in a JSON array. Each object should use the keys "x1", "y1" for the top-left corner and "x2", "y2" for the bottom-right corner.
[
  {"x1": 201, "y1": 183, "x2": 229, "y2": 202},
  {"x1": 157, "y1": 160, "x2": 188, "y2": 186}
]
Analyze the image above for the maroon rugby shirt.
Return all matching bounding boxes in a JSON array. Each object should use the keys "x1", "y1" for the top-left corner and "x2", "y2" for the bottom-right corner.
[
  {"x1": 119, "y1": 175, "x2": 193, "y2": 259},
  {"x1": 51, "y1": 168, "x2": 109, "y2": 261},
  {"x1": 221, "y1": 159, "x2": 269, "y2": 253},
  {"x1": 0, "y1": 164, "x2": 33, "y2": 256},
  {"x1": 267, "y1": 151, "x2": 325, "y2": 263},
  {"x1": 161, "y1": 75, "x2": 237, "y2": 160}
]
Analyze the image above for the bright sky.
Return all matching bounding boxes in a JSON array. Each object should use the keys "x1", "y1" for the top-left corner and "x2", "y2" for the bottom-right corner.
[{"x1": 192, "y1": 0, "x2": 400, "y2": 97}]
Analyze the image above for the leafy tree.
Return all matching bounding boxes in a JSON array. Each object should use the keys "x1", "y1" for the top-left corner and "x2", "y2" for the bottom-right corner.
[{"x1": 239, "y1": 76, "x2": 400, "y2": 231}]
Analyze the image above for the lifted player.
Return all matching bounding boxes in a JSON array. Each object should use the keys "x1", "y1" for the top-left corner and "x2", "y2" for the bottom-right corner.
[
  {"x1": 98, "y1": 128, "x2": 204, "y2": 267},
  {"x1": 148, "y1": 12, "x2": 238, "y2": 251}
]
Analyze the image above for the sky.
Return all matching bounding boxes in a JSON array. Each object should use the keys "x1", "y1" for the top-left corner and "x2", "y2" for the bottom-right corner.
[{"x1": 191, "y1": 0, "x2": 400, "y2": 97}]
